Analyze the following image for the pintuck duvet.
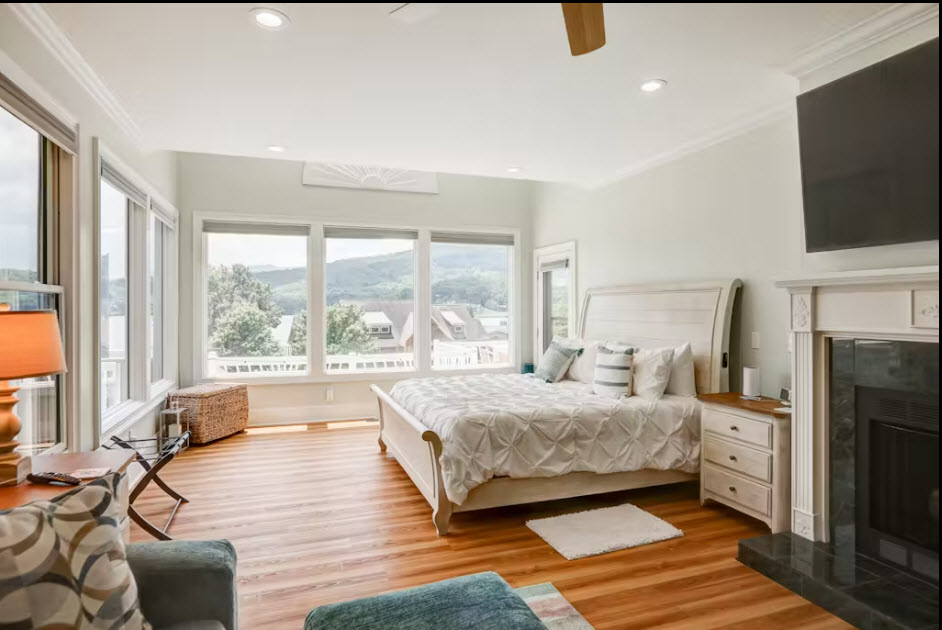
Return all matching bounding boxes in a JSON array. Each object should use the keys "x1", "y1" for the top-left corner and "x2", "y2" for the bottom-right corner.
[{"x1": 389, "y1": 373, "x2": 701, "y2": 505}]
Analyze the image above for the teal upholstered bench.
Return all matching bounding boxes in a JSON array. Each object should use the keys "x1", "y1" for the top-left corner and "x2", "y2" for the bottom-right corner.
[{"x1": 304, "y1": 572, "x2": 546, "y2": 630}]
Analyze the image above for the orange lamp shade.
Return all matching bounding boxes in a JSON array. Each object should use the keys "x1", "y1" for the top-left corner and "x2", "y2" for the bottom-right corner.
[{"x1": 0, "y1": 309, "x2": 67, "y2": 380}]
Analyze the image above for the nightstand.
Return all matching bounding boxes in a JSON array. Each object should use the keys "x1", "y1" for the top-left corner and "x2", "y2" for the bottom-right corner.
[{"x1": 698, "y1": 393, "x2": 791, "y2": 533}]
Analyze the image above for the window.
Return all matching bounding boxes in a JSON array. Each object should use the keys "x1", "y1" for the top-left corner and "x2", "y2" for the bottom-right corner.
[
  {"x1": 430, "y1": 232, "x2": 513, "y2": 370},
  {"x1": 196, "y1": 220, "x2": 516, "y2": 378},
  {"x1": 534, "y1": 241, "x2": 576, "y2": 354},
  {"x1": 0, "y1": 104, "x2": 63, "y2": 454},
  {"x1": 324, "y1": 227, "x2": 416, "y2": 373},
  {"x1": 0, "y1": 107, "x2": 41, "y2": 283},
  {"x1": 96, "y1": 148, "x2": 178, "y2": 433},
  {"x1": 203, "y1": 222, "x2": 309, "y2": 377},
  {"x1": 99, "y1": 178, "x2": 130, "y2": 413}
]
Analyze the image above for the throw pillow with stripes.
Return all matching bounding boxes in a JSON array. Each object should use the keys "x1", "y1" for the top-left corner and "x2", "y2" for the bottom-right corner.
[
  {"x1": 593, "y1": 344, "x2": 635, "y2": 398},
  {"x1": 535, "y1": 339, "x2": 581, "y2": 383}
]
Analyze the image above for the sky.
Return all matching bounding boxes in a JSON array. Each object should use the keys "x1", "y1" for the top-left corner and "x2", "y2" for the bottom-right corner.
[
  {"x1": 207, "y1": 233, "x2": 413, "y2": 267},
  {"x1": 0, "y1": 107, "x2": 39, "y2": 277}
]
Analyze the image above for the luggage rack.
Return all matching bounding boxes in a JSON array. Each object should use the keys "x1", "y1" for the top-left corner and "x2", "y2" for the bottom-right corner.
[{"x1": 103, "y1": 431, "x2": 190, "y2": 540}]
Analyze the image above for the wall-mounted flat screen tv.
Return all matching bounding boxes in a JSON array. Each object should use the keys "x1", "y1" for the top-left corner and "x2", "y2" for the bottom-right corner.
[{"x1": 797, "y1": 38, "x2": 938, "y2": 253}]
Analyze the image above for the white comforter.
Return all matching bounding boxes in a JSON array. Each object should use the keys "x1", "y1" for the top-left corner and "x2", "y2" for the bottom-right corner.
[{"x1": 389, "y1": 373, "x2": 701, "y2": 505}]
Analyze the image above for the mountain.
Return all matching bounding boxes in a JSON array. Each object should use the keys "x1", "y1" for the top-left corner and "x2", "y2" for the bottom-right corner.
[{"x1": 250, "y1": 244, "x2": 509, "y2": 315}]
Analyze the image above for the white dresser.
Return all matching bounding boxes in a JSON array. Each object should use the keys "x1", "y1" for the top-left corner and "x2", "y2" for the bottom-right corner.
[{"x1": 698, "y1": 393, "x2": 791, "y2": 533}]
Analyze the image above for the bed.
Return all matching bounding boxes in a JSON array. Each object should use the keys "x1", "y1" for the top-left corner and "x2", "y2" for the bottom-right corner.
[{"x1": 371, "y1": 279, "x2": 742, "y2": 534}]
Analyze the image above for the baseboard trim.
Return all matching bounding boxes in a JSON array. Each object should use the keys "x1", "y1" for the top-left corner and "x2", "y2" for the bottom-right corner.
[{"x1": 248, "y1": 403, "x2": 378, "y2": 426}]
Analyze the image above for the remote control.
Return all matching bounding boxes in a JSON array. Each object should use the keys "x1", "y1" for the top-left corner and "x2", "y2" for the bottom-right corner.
[{"x1": 27, "y1": 472, "x2": 82, "y2": 486}]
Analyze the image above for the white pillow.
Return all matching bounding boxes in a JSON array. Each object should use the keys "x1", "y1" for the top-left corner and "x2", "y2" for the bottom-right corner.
[
  {"x1": 592, "y1": 343, "x2": 634, "y2": 398},
  {"x1": 632, "y1": 347, "x2": 674, "y2": 399},
  {"x1": 567, "y1": 340, "x2": 600, "y2": 384},
  {"x1": 665, "y1": 342, "x2": 697, "y2": 397}
]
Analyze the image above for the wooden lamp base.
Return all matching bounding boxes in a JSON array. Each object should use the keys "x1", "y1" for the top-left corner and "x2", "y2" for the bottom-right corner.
[{"x1": 0, "y1": 380, "x2": 30, "y2": 487}]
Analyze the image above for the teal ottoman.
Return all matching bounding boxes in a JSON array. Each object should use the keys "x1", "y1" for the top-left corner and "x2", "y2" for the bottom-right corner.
[{"x1": 304, "y1": 572, "x2": 546, "y2": 630}]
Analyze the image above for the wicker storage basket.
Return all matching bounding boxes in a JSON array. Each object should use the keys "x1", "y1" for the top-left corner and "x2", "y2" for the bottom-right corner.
[{"x1": 169, "y1": 383, "x2": 248, "y2": 445}]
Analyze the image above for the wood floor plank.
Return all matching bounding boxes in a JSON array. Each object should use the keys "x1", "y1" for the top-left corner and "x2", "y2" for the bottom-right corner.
[{"x1": 130, "y1": 423, "x2": 851, "y2": 629}]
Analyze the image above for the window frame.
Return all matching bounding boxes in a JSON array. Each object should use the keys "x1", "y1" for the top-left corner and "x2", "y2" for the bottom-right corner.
[
  {"x1": 0, "y1": 75, "x2": 75, "y2": 454},
  {"x1": 323, "y1": 226, "x2": 418, "y2": 376},
  {"x1": 94, "y1": 140, "x2": 178, "y2": 440},
  {"x1": 534, "y1": 241, "x2": 577, "y2": 356},
  {"x1": 193, "y1": 214, "x2": 521, "y2": 384}
]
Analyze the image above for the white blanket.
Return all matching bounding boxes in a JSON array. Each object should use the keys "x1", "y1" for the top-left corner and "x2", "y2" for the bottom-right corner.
[{"x1": 389, "y1": 374, "x2": 701, "y2": 505}]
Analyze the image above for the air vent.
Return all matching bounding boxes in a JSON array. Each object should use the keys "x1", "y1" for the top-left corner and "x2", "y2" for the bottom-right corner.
[
  {"x1": 877, "y1": 396, "x2": 939, "y2": 426},
  {"x1": 878, "y1": 398, "x2": 908, "y2": 420},
  {"x1": 910, "y1": 401, "x2": 940, "y2": 425}
]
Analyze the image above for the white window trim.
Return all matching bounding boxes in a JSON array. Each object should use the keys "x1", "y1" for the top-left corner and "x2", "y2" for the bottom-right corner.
[
  {"x1": 93, "y1": 139, "x2": 179, "y2": 443},
  {"x1": 193, "y1": 212, "x2": 521, "y2": 384},
  {"x1": 0, "y1": 71, "x2": 77, "y2": 453},
  {"x1": 534, "y1": 240, "x2": 577, "y2": 358}
]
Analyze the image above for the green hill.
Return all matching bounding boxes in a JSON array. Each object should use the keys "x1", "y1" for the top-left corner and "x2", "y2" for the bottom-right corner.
[{"x1": 250, "y1": 244, "x2": 509, "y2": 315}]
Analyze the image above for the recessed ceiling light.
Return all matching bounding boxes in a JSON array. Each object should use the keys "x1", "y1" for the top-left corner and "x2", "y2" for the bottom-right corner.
[
  {"x1": 506, "y1": 166, "x2": 523, "y2": 174},
  {"x1": 640, "y1": 79, "x2": 667, "y2": 93},
  {"x1": 267, "y1": 145, "x2": 285, "y2": 153},
  {"x1": 250, "y1": 7, "x2": 290, "y2": 31}
]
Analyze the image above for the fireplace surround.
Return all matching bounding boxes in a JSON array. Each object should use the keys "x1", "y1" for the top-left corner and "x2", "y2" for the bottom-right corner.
[
  {"x1": 737, "y1": 266, "x2": 940, "y2": 629},
  {"x1": 831, "y1": 339, "x2": 939, "y2": 582}
]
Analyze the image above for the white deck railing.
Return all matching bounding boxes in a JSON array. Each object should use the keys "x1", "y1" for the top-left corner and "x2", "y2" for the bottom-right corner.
[{"x1": 207, "y1": 340, "x2": 509, "y2": 376}]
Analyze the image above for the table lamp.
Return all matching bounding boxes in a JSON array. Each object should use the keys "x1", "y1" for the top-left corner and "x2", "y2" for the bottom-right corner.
[{"x1": 0, "y1": 304, "x2": 67, "y2": 486}]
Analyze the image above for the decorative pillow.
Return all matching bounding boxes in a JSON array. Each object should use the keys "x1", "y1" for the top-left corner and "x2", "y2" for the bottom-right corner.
[
  {"x1": 566, "y1": 340, "x2": 600, "y2": 384},
  {"x1": 535, "y1": 339, "x2": 582, "y2": 383},
  {"x1": 593, "y1": 344, "x2": 634, "y2": 398},
  {"x1": 632, "y1": 347, "x2": 675, "y2": 399},
  {"x1": 0, "y1": 473, "x2": 149, "y2": 629},
  {"x1": 665, "y1": 342, "x2": 697, "y2": 397}
]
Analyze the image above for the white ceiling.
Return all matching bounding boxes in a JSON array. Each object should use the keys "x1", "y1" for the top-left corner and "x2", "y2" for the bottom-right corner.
[{"x1": 43, "y1": 3, "x2": 893, "y2": 184}]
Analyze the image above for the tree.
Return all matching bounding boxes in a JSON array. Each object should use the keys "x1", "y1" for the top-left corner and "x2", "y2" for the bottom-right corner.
[
  {"x1": 208, "y1": 264, "x2": 283, "y2": 337},
  {"x1": 287, "y1": 305, "x2": 376, "y2": 357},
  {"x1": 326, "y1": 304, "x2": 375, "y2": 355},
  {"x1": 207, "y1": 264, "x2": 284, "y2": 356},
  {"x1": 288, "y1": 311, "x2": 307, "y2": 355},
  {"x1": 210, "y1": 302, "x2": 281, "y2": 356}
]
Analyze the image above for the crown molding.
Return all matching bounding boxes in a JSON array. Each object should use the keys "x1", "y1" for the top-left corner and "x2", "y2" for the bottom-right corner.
[
  {"x1": 8, "y1": 2, "x2": 144, "y2": 147},
  {"x1": 589, "y1": 101, "x2": 794, "y2": 189},
  {"x1": 782, "y1": 3, "x2": 939, "y2": 78}
]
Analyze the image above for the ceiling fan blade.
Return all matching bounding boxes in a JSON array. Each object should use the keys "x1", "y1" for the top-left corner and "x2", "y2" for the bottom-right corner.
[{"x1": 561, "y1": 3, "x2": 605, "y2": 56}]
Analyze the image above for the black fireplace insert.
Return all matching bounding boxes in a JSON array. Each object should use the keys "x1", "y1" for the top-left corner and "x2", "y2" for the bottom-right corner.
[{"x1": 856, "y1": 385, "x2": 939, "y2": 581}]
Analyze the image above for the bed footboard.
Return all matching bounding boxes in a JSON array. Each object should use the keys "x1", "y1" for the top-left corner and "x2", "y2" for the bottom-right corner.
[{"x1": 371, "y1": 385, "x2": 453, "y2": 535}]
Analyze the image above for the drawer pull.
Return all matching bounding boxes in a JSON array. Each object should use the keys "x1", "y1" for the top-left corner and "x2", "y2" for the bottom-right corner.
[
  {"x1": 729, "y1": 455, "x2": 737, "y2": 462},
  {"x1": 728, "y1": 486, "x2": 737, "y2": 493},
  {"x1": 730, "y1": 425, "x2": 739, "y2": 432}
]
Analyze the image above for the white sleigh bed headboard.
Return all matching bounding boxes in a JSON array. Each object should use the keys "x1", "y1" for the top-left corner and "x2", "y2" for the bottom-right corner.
[{"x1": 578, "y1": 279, "x2": 742, "y2": 394}]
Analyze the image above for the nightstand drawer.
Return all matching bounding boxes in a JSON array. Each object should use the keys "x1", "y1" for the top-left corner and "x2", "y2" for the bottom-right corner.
[
  {"x1": 702, "y1": 407, "x2": 771, "y2": 449},
  {"x1": 703, "y1": 436, "x2": 772, "y2": 482},
  {"x1": 703, "y1": 464, "x2": 771, "y2": 516}
]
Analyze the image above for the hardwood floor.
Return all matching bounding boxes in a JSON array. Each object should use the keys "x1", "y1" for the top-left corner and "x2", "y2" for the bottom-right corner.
[{"x1": 131, "y1": 423, "x2": 850, "y2": 629}]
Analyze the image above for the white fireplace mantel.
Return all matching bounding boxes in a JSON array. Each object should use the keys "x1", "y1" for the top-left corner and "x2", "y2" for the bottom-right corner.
[{"x1": 775, "y1": 265, "x2": 939, "y2": 541}]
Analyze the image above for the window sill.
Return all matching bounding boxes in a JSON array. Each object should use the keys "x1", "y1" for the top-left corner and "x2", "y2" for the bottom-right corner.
[
  {"x1": 100, "y1": 381, "x2": 176, "y2": 444},
  {"x1": 199, "y1": 365, "x2": 517, "y2": 386}
]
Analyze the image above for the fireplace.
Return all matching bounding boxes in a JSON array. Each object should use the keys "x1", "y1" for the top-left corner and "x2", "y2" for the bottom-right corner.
[
  {"x1": 738, "y1": 267, "x2": 940, "y2": 630},
  {"x1": 856, "y1": 385, "x2": 939, "y2": 579},
  {"x1": 829, "y1": 339, "x2": 940, "y2": 583}
]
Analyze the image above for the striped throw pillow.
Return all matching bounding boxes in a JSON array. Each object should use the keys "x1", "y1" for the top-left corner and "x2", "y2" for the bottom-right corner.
[
  {"x1": 535, "y1": 340, "x2": 581, "y2": 383},
  {"x1": 593, "y1": 344, "x2": 635, "y2": 398}
]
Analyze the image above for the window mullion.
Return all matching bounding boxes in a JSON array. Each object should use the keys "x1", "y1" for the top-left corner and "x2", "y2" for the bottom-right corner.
[
  {"x1": 130, "y1": 200, "x2": 149, "y2": 402},
  {"x1": 309, "y1": 223, "x2": 324, "y2": 378},
  {"x1": 416, "y1": 230, "x2": 431, "y2": 374}
]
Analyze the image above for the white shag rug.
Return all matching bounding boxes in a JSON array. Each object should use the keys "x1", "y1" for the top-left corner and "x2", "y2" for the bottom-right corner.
[{"x1": 526, "y1": 503, "x2": 683, "y2": 560}]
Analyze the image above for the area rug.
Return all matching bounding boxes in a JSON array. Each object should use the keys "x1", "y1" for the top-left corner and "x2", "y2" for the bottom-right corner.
[
  {"x1": 516, "y1": 583, "x2": 594, "y2": 629},
  {"x1": 526, "y1": 503, "x2": 683, "y2": 560}
]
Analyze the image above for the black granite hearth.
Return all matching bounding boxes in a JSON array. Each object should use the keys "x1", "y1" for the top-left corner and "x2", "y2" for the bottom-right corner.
[{"x1": 739, "y1": 533, "x2": 939, "y2": 629}]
